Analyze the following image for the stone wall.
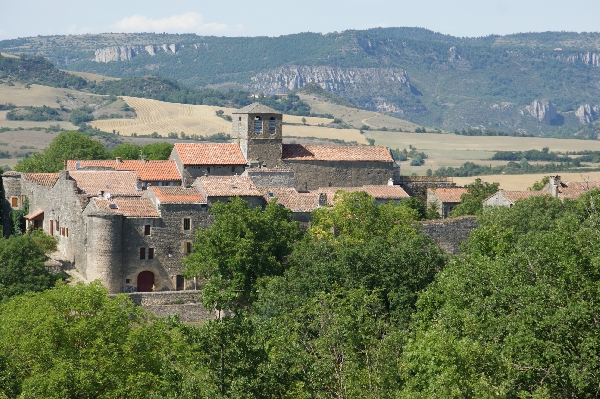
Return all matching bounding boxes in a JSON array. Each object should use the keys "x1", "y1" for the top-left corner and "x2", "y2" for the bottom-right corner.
[
  {"x1": 244, "y1": 169, "x2": 294, "y2": 187},
  {"x1": 399, "y1": 177, "x2": 456, "y2": 201},
  {"x1": 420, "y1": 216, "x2": 478, "y2": 255},
  {"x1": 2, "y1": 173, "x2": 23, "y2": 235},
  {"x1": 116, "y1": 291, "x2": 215, "y2": 323},
  {"x1": 284, "y1": 160, "x2": 393, "y2": 191}
]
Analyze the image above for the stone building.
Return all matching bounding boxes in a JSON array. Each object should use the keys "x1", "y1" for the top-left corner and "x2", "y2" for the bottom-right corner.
[
  {"x1": 3, "y1": 103, "x2": 411, "y2": 294},
  {"x1": 483, "y1": 190, "x2": 550, "y2": 207},
  {"x1": 427, "y1": 187, "x2": 468, "y2": 218}
]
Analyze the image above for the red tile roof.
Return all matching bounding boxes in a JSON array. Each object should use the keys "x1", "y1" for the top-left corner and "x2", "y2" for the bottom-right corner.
[
  {"x1": 500, "y1": 190, "x2": 551, "y2": 202},
  {"x1": 261, "y1": 187, "x2": 320, "y2": 212},
  {"x1": 315, "y1": 185, "x2": 410, "y2": 205},
  {"x1": 429, "y1": 187, "x2": 469, "y2": 203},
  {"x1": 69, "y1": 170, "x2": 142, "y2": 197},
  {"x1": 93, "y1": 197, "x2": 159, "y2": 218},
  {"x1": 22, "y1": 173, "x2": 60, "y2": 187},
  {"x1": 24, "y1": 209, "x2": 44, "y2": 219},
  {"x1": 67, "y1": 160, "x2": 181, "y2": 182},
  {"x1": 149, "y1": 186, "x2": 206, "y2": 204},
  {"x1": 282, "y1": 144, "x2": 393, "y2": 162},
  {"x1": 196, "y1": 176, "x2": 262, "y2": 197},
  {"x1": 558, "y1": 181, "x2": 600, "y2": 199},
  {"x1": 174, "y1": 143, "x2": 247, "y2": 166}
]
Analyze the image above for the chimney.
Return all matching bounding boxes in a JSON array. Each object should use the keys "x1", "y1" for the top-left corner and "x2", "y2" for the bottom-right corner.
[
  {"x1": 388, "y1": 177, "x2": 394, "y2": 186},
  {"x1": 141, "y1": 155, "x2": 147, "y2": 163},
  {"x1": 115, "y1": 157, "x2": 122, "y2": 164},
  {"x1": 549, "y1": 175, "x2": 561, "y2": 197},
  {"x1": 318, "y1": 193, "x2": 327, "y2": 207}
]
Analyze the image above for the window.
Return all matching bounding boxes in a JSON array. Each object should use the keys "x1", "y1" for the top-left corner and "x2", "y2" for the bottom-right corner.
[
  {"x1": 140, "y1": 248, "x2": 146, "y2": 260},
  {"x1": 11, "y1": 197, "x2": 17, "y2": 207},
  {"x1": 183, "y1": 218, "x2": 191, "y2": 231},
  {"x1": 231, "y1": 167, "x2": 235, "y2": 173},
  {"x1": 269, "y1": 117, "x2": 276, "y2": 134},
  {"x1": 148, "y1": 248, "x2": 154, "y2": 259},
  {"x1": 238, "y1": 116, "x2": 241, "y2": 121},
  {"x1": 184, "y1": 242, "x2": 192, "y2": 255},
  {"x1": 65, "y1": 228, "x2": 68, "y2": 237},
  {"x1": 169, "y1": 181, "x2": 174, "y2": 186},
  {"x1": 144, "y1": 225, "x2": 151, "y2": 236},
  {"x1": 158, "y1": 182, "x2": 164, "y2": 187},
  {"x1": 21, "y1": 195, "x2": 26, "y2": 204},
  {"x1": 176, "y1": 275, "x2": 185, "y2": 291},
  {"x1": 254, "y1": 116, "x2": 262, "y2": 134},
  {"x1": 125, "y1": 279, "x2": 131, "y2": 284}
]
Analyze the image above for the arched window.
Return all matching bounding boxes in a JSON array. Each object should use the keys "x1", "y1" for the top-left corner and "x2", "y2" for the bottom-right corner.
[
  {"x1": 269, "y1": 117, "x2": 276, "y2": 135},
  {"x1": 254, "y1": 116, "x2": 262, "y2": 134}
]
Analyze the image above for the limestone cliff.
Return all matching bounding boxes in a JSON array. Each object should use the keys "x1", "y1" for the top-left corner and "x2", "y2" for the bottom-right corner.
[
  {"x1": 249, "y1": 66, "x2": 412, "y2": 112},
  {"x1": 575, "y1": 104, "x2": 600, "y2": 124},
  {"x1": 525, "y1": 99, "x2": 557, "y2": 124},
  {"x1": 564, "y1": 52, "x2": 600, "y2": 67},
  {"x1": 93, "y1": 44, "x2": 178, "y2": 62}
]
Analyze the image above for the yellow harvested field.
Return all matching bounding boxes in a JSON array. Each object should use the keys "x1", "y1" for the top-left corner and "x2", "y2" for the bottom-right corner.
[
  {"x1": 60, "y1": 70, "x2": 120, "y2": 81},
  {"x1": 0, "y1": 83, "x2": 100, "y2": 108},
  {"x1": 91, "y1": 97, "x2": 368, "y2": 143},
  {"x1": 299, "y1": 94, "x2": 421, "y2": 131},
  {"x1": 367, "y1": 131, "x2": 600, "y2": 152},
  {"x1": 454, "y1": 172, "x2": 600, "y2": 191}
]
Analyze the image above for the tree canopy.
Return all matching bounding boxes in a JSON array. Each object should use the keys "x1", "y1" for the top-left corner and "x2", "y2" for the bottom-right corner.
[{"x1": 451, "y1": 177, "x2": 499, "y2": 216}]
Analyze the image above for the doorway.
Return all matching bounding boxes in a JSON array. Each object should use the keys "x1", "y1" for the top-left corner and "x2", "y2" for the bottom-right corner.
[{"x1": 137, "y1": 271, "x2": 155, "y2": 292}]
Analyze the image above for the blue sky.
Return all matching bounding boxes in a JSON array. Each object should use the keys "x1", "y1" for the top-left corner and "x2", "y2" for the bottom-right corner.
[{"x1": 1, "y1": 0, "x2": 599, "y2": 40}]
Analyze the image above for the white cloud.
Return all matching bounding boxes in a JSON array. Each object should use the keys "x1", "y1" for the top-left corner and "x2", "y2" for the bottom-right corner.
[{"x1": 111, "y1": 12, "x2": 228, "y2": 34}]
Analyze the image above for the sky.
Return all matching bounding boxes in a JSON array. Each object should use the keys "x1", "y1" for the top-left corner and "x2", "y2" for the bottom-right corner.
[{"x1": 1, "y1": 0, "x2": 599, "y2": 40}]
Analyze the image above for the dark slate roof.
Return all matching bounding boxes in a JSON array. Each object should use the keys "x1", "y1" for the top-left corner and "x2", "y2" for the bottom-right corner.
[{"x1": 233, "y1": 103, "x2": 281, "y2": 114}]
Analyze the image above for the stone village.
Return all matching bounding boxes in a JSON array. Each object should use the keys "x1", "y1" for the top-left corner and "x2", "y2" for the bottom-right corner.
[{"x1": 3, "y1": 103, "x2": 595, "y2": 296}]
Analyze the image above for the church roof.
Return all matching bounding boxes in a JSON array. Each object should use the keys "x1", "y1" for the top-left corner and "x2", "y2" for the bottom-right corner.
[
  {"x1": 282, "y1": 144, "x2": 393, "y2": 162},
  {"x1": 67, "y1": 160, "x2": 181, "y2": 182},
  {"x1": 173, "y1": 143, "x2": 247, "y2": 166},
  {"x1": 233, "y1": 103, "x2": 281, "y2": 114}
]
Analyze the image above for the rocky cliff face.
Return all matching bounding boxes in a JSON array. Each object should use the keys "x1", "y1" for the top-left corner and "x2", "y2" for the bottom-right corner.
[
  {"x1": 564, "y1": 52, "x2": 600, "y2": 67},
  {"x1": 575, "y1": 104, "x2": 600, "y2": 124},
  {"x1": 525, "y1": 99, "x2": 557, "y2": 124},
  {"x1": 249, "y1": 66, "x2": 412, "y2": 112},
  {"x1": 93, "y1": 44, "x2": 179, "y2": 62}
]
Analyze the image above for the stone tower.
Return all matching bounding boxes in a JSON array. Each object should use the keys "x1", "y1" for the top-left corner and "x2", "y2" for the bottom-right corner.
[{"x1": 232, "y1": 103, "x2": 283, "y2": 168}]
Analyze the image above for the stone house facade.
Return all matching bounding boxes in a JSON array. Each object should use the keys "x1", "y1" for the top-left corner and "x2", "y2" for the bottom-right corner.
[
  {"x1": 3, "y1": 103, "x2": 412, "y2": 294},
  {"x1": 427, "y1": 187, "x2": 469, "y2": 218}
]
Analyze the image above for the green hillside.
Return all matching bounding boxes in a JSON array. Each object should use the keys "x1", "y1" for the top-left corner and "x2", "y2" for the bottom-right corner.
[{"x1": 2, "y1": 28, "x2": 600, "y2": 137}]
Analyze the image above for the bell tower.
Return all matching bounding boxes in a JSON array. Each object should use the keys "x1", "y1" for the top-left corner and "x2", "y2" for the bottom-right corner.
[{"x1": 232, "y1": 103, "x2": 283, "y2": 168}]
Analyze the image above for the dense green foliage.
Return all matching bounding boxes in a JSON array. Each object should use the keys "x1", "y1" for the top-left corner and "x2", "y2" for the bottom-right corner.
[
  {"x1": 68, "y1": 105, "x2": 94, "y2": 125},
  {"x1": 14, "y1": 131, "x2": 110, "y2": 172},
  {"x1": 0, "y1": 53, "x2": 86, "y2": 89},
  {"x1": 111, "y1": 142, "x2": 174, "y2": 160},
  {"x1": 6, "y1": 105, "x2": 62, "y2": 122},
  {"x1": 451, "y1": 178, "x2": 499, "y2": 216},
  {"x1": 433, "y1": 159, "x2": 600, "y2": 177},
  {"x1": 0, "y1": 233, "x2": 62, "y2": 301},
  {"x1": 492, "y1": 148, "x2": 571, "y2": 162},
  {"x1": 4, "y1": 190, "x2": 600, "y2": 397}
]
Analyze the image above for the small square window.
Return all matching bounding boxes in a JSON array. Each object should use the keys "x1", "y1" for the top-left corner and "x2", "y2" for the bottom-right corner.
[
  {"x1": 148, "y1": 248, "x2": 154, "y2": 259},
  {"x1": 144, "y1": 225, "x2": 151, "y2": 235},
  {"x1": 183, "y1": 218, "x2": 191, "y2": 231},
  {"x1": 11, "y1": 197, "x2": 18, "y2": 207},
  {"x1": 126, "y1": 278, "x2": 130, "y2": 284},
  {"x1": 140, "y1": 248, "x2": 146, "y2": 260}
]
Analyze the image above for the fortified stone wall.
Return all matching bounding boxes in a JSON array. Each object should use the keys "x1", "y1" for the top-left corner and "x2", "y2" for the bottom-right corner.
[
  {"x1": 115, "y1": 291, "x2": 214, "y2": 323},
  {"x1": 399, "y1": 179, "x2": 457, "y2": 201},
  {"x1": 284, "y1": 160, "x2": 393, "y2": 191},
  {"x1": 120, "y1": 203, "x2": 214, "y2": 293},
  {"x1": 85, "y1": 211, "x2": 123, "y2": 294},
  {"x1": 420, "y1": 216, "x2": 478, "y2": 255}
]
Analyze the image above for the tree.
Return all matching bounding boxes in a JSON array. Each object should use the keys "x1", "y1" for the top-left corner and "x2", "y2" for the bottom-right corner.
[
  {"x1": 111, "y1": 143, "x2": 143, "y2": 160},
  {"x1": 183, "y1": 198, "x2": 302, "y2": 312},
  {"x1": 528, "y1": 175, "x2": 549, "y2": 190},
  {"x1": 143, "y1": 142, "x2": 174, "y2": 160},
  {"x1": 0, "y1": 233, "x2": 62, "y2": 301},
  {"x1": 14, "y1": 131, "x2": 110, "y2": 173},
  {"x1": 0, "y1": 282, "x2": 210, "y2": 398},
  {"x1": 451, "y1": 178, "x2": 499, "y2": 217},
  {"x1": 399, "y1": 194, "x2": 600, "y2": 397}
]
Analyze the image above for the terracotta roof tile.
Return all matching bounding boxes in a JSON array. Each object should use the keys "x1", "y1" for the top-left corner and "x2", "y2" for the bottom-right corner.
[
  {"x1": 22, "y1": 173, "x2": 59, "y2": 187},
  {"x1": 282, "y1": 144, "x2": 393, "y2": 162},
  {"x1": 315, "y1": 185, "x2": 410, "y2": 205},
  {"x1": 559, "y1": 181, "x2": 600, "y2": 199},
  {"x1": 67, "y1": 160, "x2": 181, "y2": 182},
  {"x1": 196, "y1": 176, "x2": 262, "y2": 197},
  {"x1": 500, "y1": 190, "x2": 551, "y2": 202},
  {"x1": 69, "y1": 170, "x2": 142, "y2": 197},
  {"x1": 260, "y1": 187, "x2": 320, "y2": 212},
  {"x1": 149, "y1": 186, "x2": 206, "y2": 204},
  {"x1": 174, "y1": 143, "x2": 247, "y2": 166},
  {"x1": 93, "y1": 197, "x2": 159, "y2": 218},
  {"x1": 429, "y1": 187, "x2": 469, "y2": 203},
  {"x1": 24, "y1": 209, "x2": 44, "y2": 219}
]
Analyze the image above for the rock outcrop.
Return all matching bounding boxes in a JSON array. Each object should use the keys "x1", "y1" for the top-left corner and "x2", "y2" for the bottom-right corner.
[
  {"x1": 564, "y1": 52, "x2": 600, "y2": 67},
  {"x1": 93, "y1": 44, "x2": 178, "y2": 62},
  {"x1": 575, "y1": 104, "x2": 600, "y2": 124},
  {"x1": 525, "y1": 99, "x2": 557, "y2": 124}
]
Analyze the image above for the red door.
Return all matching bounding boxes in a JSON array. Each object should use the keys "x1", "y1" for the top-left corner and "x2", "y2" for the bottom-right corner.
[{"x1": 137, "y1": 271, "x2": 155, "y2": 292}]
